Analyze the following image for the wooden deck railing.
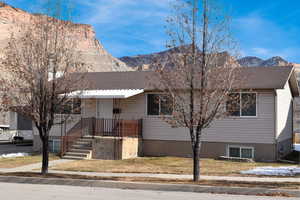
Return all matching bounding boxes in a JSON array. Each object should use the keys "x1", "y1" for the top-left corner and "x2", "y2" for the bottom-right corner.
[
  {"x1": 60, "y1": 118, "x2": 143, "y2": 156},
  {"x1": 94, "y1": 118, "x2": 143, "y2": 137},
  {"x1": 60, "y1": 120, "x2": 83, "y2": 157}
]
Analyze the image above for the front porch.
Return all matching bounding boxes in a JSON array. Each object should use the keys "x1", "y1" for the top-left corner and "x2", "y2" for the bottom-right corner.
[
  {"x1": 60, "y1": 118, "x2": 143, "y2": 160},
  {"x1": 60, "y1": 89, "x2": 145, "y2": 160}
]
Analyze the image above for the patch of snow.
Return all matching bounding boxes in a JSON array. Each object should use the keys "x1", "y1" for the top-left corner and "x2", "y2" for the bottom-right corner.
[
  {"x1": 241, "y1": 166, "x2": 300, "y2": 176},
  {"x1": 294, "y1": 144, "x2": 300, "y2": 152},
  {"x1": 0, "y1": 152, "x2": 29, "y2": 158}
]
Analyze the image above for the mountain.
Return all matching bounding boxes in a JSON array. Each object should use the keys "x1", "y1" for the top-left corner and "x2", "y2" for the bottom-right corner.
[
  {"x1": 120, "y1": 46, "x2": 240, "y2": 70},
  {"x1": 237, "y1": 56, "x2": 264, "y2": 67},
  {"x1": 0, "y1": 2, "x2": 130, "y2": 72},
  {"x1": 237, "y1": 56, "x2": 290, "y2": 67}
]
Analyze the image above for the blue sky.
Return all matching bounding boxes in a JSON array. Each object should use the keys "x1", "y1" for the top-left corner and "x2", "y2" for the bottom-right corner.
[{"x1": 4, "y1": 0, "x2": 300, "y2": 63}]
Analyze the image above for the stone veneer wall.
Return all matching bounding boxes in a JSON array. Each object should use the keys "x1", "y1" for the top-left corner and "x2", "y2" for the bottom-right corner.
[{"x1": 92, "y1": 136, "x2": 139, "y2": 160}]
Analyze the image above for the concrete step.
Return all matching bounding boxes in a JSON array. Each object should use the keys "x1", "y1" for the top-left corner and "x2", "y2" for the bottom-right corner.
[
  {"x1": 69, "y1": 148, "x2": 91, "y2": 154},
  {"x1": 75, "y1": 141, "x2": 92, "y2": 145},
  {"x1": 65, "y1": 152, "x2": 88, "y2": 157},
  {"x1": 81, "y1": 135, "x2": 94, "y2": 140},
  {"x1": 78, "y1": 138, "x2": 94, "y2": 142},
  {"x1": 62, "y1": 155, "x2": 85, "y2": 160},
  {"x1": 71, "y1": 144, "x2": 92, "y2": 150}
]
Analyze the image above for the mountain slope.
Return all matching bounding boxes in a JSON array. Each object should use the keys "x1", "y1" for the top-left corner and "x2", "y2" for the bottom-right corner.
[
  {"x1": 237, "y1": 56, "x2": 290, "y2": 67},
  {"x1": 120, "y1": 46, "x2": 240, "y2": 70}
]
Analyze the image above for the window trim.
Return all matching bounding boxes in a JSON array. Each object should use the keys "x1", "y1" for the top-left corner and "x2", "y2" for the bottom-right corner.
[
  {"x1": 227, "y1": 145, "x2": 254, "y2": 159},
  {"x1": 227, "y1": 92, "x2": 258, "y2": 118},
  {"x1": 146, "y1": 93, "x2": 173, "y2": 117}
]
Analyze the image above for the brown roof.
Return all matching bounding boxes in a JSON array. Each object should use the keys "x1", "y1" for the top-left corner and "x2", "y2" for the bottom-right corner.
[
  {"x1": 76, "y1": 66, "x2": 299, "y2": 96},
  {"x1": 80, "y1": 71, "x2": 148, "y2": 90},
  {"x1": 238, "y1": 66, "x2": 294, "y2": 89}
]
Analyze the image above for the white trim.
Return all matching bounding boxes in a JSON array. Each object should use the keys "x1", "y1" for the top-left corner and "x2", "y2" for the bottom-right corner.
[
  {"x1": 227, "y1": 145, "x2": 255, "y2": 159},
  {"x1": 67, "y1": 89, "x2": 144, "y2": 99}
]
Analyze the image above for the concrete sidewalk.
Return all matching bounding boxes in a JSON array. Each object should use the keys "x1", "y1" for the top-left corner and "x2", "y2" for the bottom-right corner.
[
  {"x1": 0, "y1": 159, "x2": 74, "y2": 173},
  {"x1": 1, "y1": 159, "x2": 300, "y2": 183},
  {"x1": 42, "y1": 170, "x2": 300, "y2": 183}
]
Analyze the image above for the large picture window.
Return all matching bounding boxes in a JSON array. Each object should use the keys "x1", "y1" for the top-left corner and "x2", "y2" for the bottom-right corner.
[
  {"x1": 147, "y1": 94, "x2": 173, "y2": 116},
  {"x1": 226, "y1": 92, "x2": 257, "y2": 117}
]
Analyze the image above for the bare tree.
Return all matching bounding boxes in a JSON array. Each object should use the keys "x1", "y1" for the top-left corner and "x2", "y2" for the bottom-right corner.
[
  {"x1": 151, "y1": 0, "x2": 242, "y2": 181},
  {"x1": 0, "y1": 1, "x2": 89, "y2": 174}
]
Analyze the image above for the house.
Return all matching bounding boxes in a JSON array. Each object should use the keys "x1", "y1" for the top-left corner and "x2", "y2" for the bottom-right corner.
[
  {"x1": 32, "y1": 66, "x2": 299, "y2": 161},
  {"x1": 8, "y1": 111, "x2": 33, "y2": 142}
]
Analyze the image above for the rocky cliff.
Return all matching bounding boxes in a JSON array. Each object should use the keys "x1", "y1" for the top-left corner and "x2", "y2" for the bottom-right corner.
[{"x1": 0, "y1": 2, "x2": 130, "y2": 72}]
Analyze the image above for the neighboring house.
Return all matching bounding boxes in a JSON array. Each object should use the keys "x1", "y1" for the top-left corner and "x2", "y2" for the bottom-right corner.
[
  {"x1": 0, "y1": 111, "x2": 9, "y2": 130},
  {"x1": 33, "y1": 66, "x2": 299, "y2": 161},
  {"x1": 9, "y1": 111, "x2": 33, "y2": 141},
  {"x1": 292, "y1": 65, "x2": 300, "y2": 146}
]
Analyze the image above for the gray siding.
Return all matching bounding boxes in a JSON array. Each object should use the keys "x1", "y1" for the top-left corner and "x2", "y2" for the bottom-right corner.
[
  {"x1": 52, "y1": 90, "x2": 277, "y2": 145},
  {"x1": 9, "y1": 111, "x2": 17, "y2": 130},
  {"x1": 33, "y1": 115, "x2": 81, "y2": 137},
  {"x1": 142, "y1": 91, "x2": 276, "y2": 144},
  {"x1": 110, "y1": 91, "x2": 276, "y2": 144}
]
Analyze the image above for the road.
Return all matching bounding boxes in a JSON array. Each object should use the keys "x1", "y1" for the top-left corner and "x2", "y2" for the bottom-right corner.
[
  {"x1": 0, "y1": 144, "x2": 33, "y2": 155},
  {"x1": 0, "y1": 182, "x2": 298, "y2": 200}
]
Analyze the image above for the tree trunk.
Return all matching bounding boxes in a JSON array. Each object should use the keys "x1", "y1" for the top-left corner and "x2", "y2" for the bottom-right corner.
[
  {"x1": 193, "y1": 140, "x2": 201, "y2": 181},
  {"x1": 41, "y1": 136, "x2": 49, "y2": 175}
]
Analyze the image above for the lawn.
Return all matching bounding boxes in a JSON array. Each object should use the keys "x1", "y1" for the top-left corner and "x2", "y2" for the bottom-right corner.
[
  {"x1": 51, "y1": 157, "x2": 299, "y2": 176},
  {"x1": 0, "y1": 154, "x2": 60, "y2": 169}
]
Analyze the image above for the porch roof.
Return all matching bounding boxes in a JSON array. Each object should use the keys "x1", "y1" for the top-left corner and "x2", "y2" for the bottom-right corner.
[{"x1": 67, "y1": 89, "x2": 144, "y2": 99}]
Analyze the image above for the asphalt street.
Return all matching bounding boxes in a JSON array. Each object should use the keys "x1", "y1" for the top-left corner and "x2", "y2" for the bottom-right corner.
[
  {"x1": 0, "y1": 144, "x2": 33, "y2": 155},
  {"x1": 0, "y1": 182, "x2": 298, "y2": 200}
]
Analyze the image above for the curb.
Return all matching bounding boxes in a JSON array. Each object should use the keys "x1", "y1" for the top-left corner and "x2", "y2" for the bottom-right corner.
[{"x1": 0, "y1": 175, "x2": 300, "y2": 197}]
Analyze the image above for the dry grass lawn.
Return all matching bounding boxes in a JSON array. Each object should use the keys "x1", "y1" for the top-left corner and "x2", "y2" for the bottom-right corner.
[
  {"x1": 0, "y1": 154, "x2": 60, "y2": 169},
  {"x1": 51, "y1": 157, "x2": 299, "y2": 176}
]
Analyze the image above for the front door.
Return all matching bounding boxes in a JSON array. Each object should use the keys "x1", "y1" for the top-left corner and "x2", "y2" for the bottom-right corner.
[{"x1": 96, "y1": 99, "x2": 113, "y2": 119}]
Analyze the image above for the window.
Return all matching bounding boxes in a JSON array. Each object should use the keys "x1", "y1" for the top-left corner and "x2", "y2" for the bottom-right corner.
[
  {"x1": 55, "y1": 99, "x2": 81, "y2": 114},
  {"x1": 147, "y1": 94, "x2": 173, "y2": 115},
  {"x1": 226, "y1": 92, "x2": 256, "y2": 117},
  {"x1": 228, "y1": 146, "x2": 254, "y2": 159},
  {"x1": 226, "y1": 93, "x2": 240, "y2": 116},
  {"x1": 49, "y1": 139, "x2": 61, "y2": 153}
]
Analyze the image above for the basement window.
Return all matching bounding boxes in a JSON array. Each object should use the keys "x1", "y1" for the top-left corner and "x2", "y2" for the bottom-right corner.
[
  {"x1": 228, "y1": 146, "x2": 254, "y2": 159},
  {"x1": 49, "y1": 139, "x2": 61, "y2": 153}
]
